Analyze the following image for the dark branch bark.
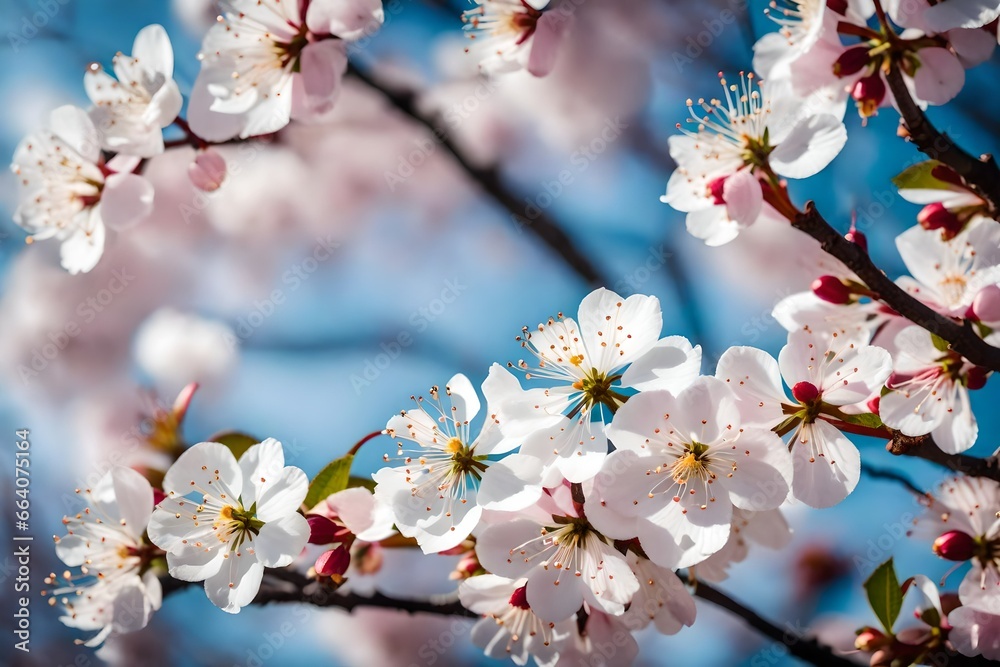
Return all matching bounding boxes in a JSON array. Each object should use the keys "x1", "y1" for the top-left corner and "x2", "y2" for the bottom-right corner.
[
  {"x1": 792, "y1": 201, "x2": 1000, "y2": 371},
  {"x1": 346, "y1": 64, "x2": 608, "y2": 288},
  {"x1": 887, "y1": 432, "x2": 1000, "y2": 482},
  {"x1": 884, "y1": 66, "x2": 1000, "y2": 215},
  {"x1": 862, "y1": 464, "x2": 927, "y2": 496}
]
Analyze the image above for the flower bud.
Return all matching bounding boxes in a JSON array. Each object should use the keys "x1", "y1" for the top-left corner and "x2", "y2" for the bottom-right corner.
[
  {"x1": 845, "y1": 226, "x2": 868, "y2": 252},
  {"x1": 834, "y1": 46, "x2": 870, "y2": 77},
  {"x1": 152, "y1": 487, "x2": 167, "y2": 506},
  {"x1": 827, "y1": 0, "x2": 849, "y2": 14},
  {"x1": 188, "y1": 148, "x2": 227, "y2": 192},
  {"x1": 965, "y1": 366, "x2": 989, "y2": 391},
  {"x1": 509, "y1": 585, "x2": 531, "y2": 610},
  {"x1": 932, "y1": 530, "x2": 976, "y2": 561},
  {"x1": 867, "y1": 396, "x2": 880, "y2": 415},
  {"x1": 971, "y1": 284, "x2": 1000, "y2": 323},
  {"x1": 917, "y1": 202, "x2": 962, "y2": 236},
  {"x1": 855, "y1": 627, "x2": 888, "y2": 652},
  {"x1": 307, "y1": 514, "x2": 344, "y2": 545},
  {"x1": 791, "y1": 381, "x2": 821, "y2": 405},
  {"x1": 851, "y1": 73, "x2": 886, "y2": 118},
  {"x1": 315, "y1": 545, "x2": 351, "y2": 577},
  {"x1": 811, "y1": 275, "x2": 853, "y2": 304}
]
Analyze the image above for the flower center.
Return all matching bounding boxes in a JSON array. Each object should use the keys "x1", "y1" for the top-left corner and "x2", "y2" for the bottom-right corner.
[
  {"x1": 569, "y1": 368, "x2": 624, "y2": 417},
  {"x1": 670, "y1": 442, "x2": 712, "y2": 484},
  {"x1": 216, "y1": 503, "x2": 263, "y2": 549}
]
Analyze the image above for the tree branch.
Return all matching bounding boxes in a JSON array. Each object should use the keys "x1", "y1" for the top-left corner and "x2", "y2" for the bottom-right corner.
[
  {"x1": 884, "y1": 65, "x2": 1000, "y2": 215},
  {"x1": 887, "y1": 432, "x2": 1000, "y2": 482},
  {"x1": 346, "y1": 63, "x2": 608, "y2": 288},
  {"x1": 792, "y1": 201, "x2": 1000, "y2": 371}
]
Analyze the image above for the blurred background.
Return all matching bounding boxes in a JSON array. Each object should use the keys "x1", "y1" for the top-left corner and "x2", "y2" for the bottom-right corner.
[{"x1": 1, "y1": 0, "x2": 999, "y2": 665}]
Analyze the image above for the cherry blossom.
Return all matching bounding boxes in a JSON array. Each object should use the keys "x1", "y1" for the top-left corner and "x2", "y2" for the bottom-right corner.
[
  {"x1": 84, "y1": 24, "x2": 182, "y2": 158},
  {"x1": 693, "y1": 508, "x2": 793, "y2": 582},
  {"x1": 475, "y1": 492, "x2": 639, "y2": 622},
  {"x1": 47, "y1": 467, "x2": 162, "y2": 646},
  {"x1": 879, "y1": 326, "x2": 984, "y2": 453},
  {"x1": 587, "y1": 376, "x2": 793, "y2": 568},
  {"x1": 716, "y1": 326, "x2": 891, "y2": 507},
  {"x1": 147, "y1": 439, "x2": 310, "y2": 613},
  {"x1": 897, "y1": 163, "x2": 990, "y2": 241},
  {"x1": 622, "y1": 554, "x2": 697, "y2": 635},
  {"x1": 662, "y1": 73, "x2": 846, "y2": 245},
  {"x1": 462, "y1": 0, "x2": 568, "y2": 77},
  {"x1": 373, "y1": 370, "x2": 544, "y2": 554},
  {"x1": 10, "y1": 106, "x2": 154, "y2": 273},
  {"x1": 189, "y1": 0, "x2": 383, "y2": 141},
  {"x1": 458, "y1": 574, "x2": 575, "y2": 666}
]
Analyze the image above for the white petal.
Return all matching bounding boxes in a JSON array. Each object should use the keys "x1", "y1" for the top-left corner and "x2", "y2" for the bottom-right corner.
[
  {"x1": 111, "y1": 466, "x2": 154, "y2": 538},
  {"x1": 238, "y1": 438, "x2": 286, "y2": 510},
  {"x1": 527, "y1": 11, "x2": 568, "y2": 77},
  {"x1": 204, "y1": 554, "x2": 264, "y2": 613},
  {"x1": 791, "y1": 420, "x2": 861, "y2": 508},
  {"x1": 254, "y1": 512, "x2": 309, "y2": 567},
  {"x1": 925, "y1": 0, "x2": 1000, "y2": 30},
  {"x1": 100, "y1": 173, "x2": 154, "y2": 230},
  {"x1": 723, "y1": 427, "x2": 792, "y2": 511},
  {"x1": 621, "y1": 335, "x2": 702, "y2": 393},
  {"x1": 162, "y1": 441, "x2": 242, "y2": 498},
  {"x1": 770, "y1": 114, "x2": 847, "y2": 179},
  {"x1": 305, "y1": 0, "x2": 384, "y2": 40},
  {"x1": 476, "y1": 519, "x2": 547, "y2": 579},
  {"x1": 132, "y1": 24, "x2": 174, "y2": 79},
  {"x1": 50, "y1": 105, "x2": 101, "y2": 162},
  {"x1": 931, "y1": 385, "x2": 978, "y2": 454},
  {"x1": 911, "y1": 47, "x2": 965, "y2": 106},
  {"x1": 478, "y1": 455, "x2": 543, "y2": 511},
  {"x1": 458, "y1": 574, "x2": 521, "y2": 614},
  {"x1": 187, "y1": 70, "x2": 245, "y2": 142},
  {"x1": 715, "y1": 346, "x2": 787, "y2": 427},
  {"x1": 686, "y1": 205, "x2": 740, "y2": 246},
  {"x1": 723, "y1": 169, "x2": 763, "y2": 226},
  {"x1": 577, "y1": 288, "x2": 662, "y2": 373},
  {"x1": 59, "y1": 216, "x2": 105, "y2": 275},
  {"x1": 526, "y1": 566, "x2": 585, "y2": 621}
]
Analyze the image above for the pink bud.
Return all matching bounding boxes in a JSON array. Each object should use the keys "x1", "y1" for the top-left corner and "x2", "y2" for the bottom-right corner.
[
  {"x1": 932, "y1": 530, "x2": 976, "y2": 561},
  {"x1": 930, "y1": 164, "x2": 966, "y2": 188},
  {"x1": 855, "y1": 627, "x2": 887, "y2": 652},
  {"x1": 827, "y1": 0, "x2": 849, "y2": 14},
  {"x1": 965, "y1": 366, "x2": 989, "y2": 391},
  {"x1": 845, "y1": 226, "x2": 868, "y2": 253},
  {"x1": 792, "y1": 381, "x2": 821, "y2": 404},
  {"x1": 834, "y1": 46, "x2": 870, "y2": 77},
  {"x1": 152, "y1": 488, "x2": 167, "y2": 506},
  {"x1": 188, "y1": 148, "x2": 227, "y2": 192},
  {"x1": 811, "y1": 275, "x2": 853, "y2": 304},
  {"x1": 972, "y1": 284, "x2": 1000, "y2": 323},
  {"x1": 172, "y1": 382, "x2": 199, "y2": 423},
  {"x1": 917, "y1": 203, "x2": 962, "y2": 237},
  {"x1": 707, "y1": 176, "x2": 727, "y2": 205},
  {"x1": 851, "y1": 73, "x2": 886, "y2": 118},
  {"x1": 509, "y1": 585, "x2": 531, "y2": 610},
  {"x1": 315, "y1": 545, "x2": 351, "y2": 577},
  {"x1": 867, "y1": 396, "x2": 880, "y2": 415},
  {"x1": 307, "y1": 514, "x2": 345, "y2": 545}
]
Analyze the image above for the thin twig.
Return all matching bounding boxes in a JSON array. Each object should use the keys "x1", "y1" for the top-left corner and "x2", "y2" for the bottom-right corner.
[
  {"x1": 862, "y1": 463, "x2": 927, "y2": 496},
  {"x1": 346, "y1": 63, "x2": 608, "y2": 287}
]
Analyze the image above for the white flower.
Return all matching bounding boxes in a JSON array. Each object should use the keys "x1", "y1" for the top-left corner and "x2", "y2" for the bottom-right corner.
[
  {"x1": 949, "y1": 605, "x2": 1000, "y2": 660},
  {"x1": 886, "y1": 0, "x2": 1000, "y2": 31},
  {"x1": 147, "y1": 439, "x2": 310, "y2": 613},
  {"x1": 621, "y1": 555, "x2": 696, "y2": 635},
  {"x1": 914, "y1": 476, "x2": 1000, "y2": 606},
  {"x1": 895, "y1": 223, "x2": 1000, "y2": 317},
  {"x1": 475, "y1": 501, "x2": 640, "y2": 622},
  {"x1": 189, "y1": 0, "x2": 383, "y2": 141},
  {"x1": 692, "y1": 508, "x2": 793, "y2": 582},
  {"x1": 10, "y1": 106, "x2": 154, "y2": 273},
  {"x1": 84, "y1": 24, "x2": 182, "y2": 158},
  {"x1": 373, "y1": 369, "x2": 544, "y2": 554},
  {"x1": 716, "y1": 327, "x2": 891, "y2": 507},
  {"x1": 879, "y1": 326, "x2": 983, "y2": 454},
  {"x1": 48, "y1": 467, "x2": 161, "y2": 646},
  {"x1": 500, "y1": 287, "x2": 701, "y2": 482},
  {"x1": 587, "y1": 377, "x2": 793, "y2": 569},
  {"x1": 459, "y1": 574, "x2": 575, "y2": 667},
  {"x1": 133, "y1": 308, "x2": 238, "y2": 395},
  {"x1": 662, "y1": 73, "x2": 846, "y2": 245},
  {"x1": 462, "y1": 0, "x2": 568, "y2": 77},
  {"x1": 552, "y1": 606, "x2": 640, "y2": 667}
]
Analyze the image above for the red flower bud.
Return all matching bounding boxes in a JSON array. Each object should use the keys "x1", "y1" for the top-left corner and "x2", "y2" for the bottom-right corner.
[
  {"x1": 811, "y1": 275, "x2": 853, "y2": 304},
  {"x1": 932, "y1": 530, "x2": 976, "y2": 561},
  {"x1": 855, "y1": 627, "x2": 888, "y2": 652},
  {"x1": 917, "y1": 203, "x2": 962, "y2": 238},
  {"x1": 792, "y1": 381, "x2": 821, "y2": 405},
  {"x1": 851, "y1": 74, "x2": 886, "y2": 118},
  {"x1": 971, "y1": 284, "x2": 1000, "y2": 323},
  {"x1": 315, "y1": 545, "x2": 351, "y2": 577},
  {"x1": 834, "y1": 46, "x2": 870, "y2": 77},
  {"x1": 509, "y1": 585, "x2": 531, "y2": 610},
  {"x1": 307, "y1": 514, "x2": 345, "y2": 545},
  {"x1": 867, "y1": 395, "x2": 880, "y2": 416},
  {"x1": 152, "y1": 487, "x2": 167, "y2": 506},
  {"x1": 965, "y1": 366, "x2": 989, "y2": 390},
  {"x1": 827, "y1": 0, "x2": 849, "y2": 14},
  {"x1": 845, "y1": 227, "x2": 868, "y2": 252}
]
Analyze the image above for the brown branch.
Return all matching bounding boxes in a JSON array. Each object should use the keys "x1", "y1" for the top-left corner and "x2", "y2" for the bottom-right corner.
[
  {"x1": 887, "y1": 432, "x2": 1000, "y2": 482},
  {"x1": 346, "y1": 63, "x2": 608, "y2": 288},
  {"x1": 884, "y1": 66, "x2": 1000, "y2": 214},
  {"x1": 792, "y1": 201, "x2": 1000, "y2": 371}
]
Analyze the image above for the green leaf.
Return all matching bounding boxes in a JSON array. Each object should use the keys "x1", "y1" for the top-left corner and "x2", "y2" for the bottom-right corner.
[
  {"x1": 347, "y1": 475, "x2": 376, "y2": 492},
  {"x1": 303, "y1": 454, "x2": 355, "y2": 510},
  {"x1": 930, "y1": 333, "x2": 950, "y2": 352},
  {"x1": 839, "y1": 412, "x2": 884, "y2": 429},
  {"x1": 892, "y1": 160, "x2": 953, "y2": 192},
  {"x1": 211, "y1": 431, "x2": 259, "y2": 460},
  {"x1": 864, "y1": 558, "x2": 903, "y2": 635}
]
